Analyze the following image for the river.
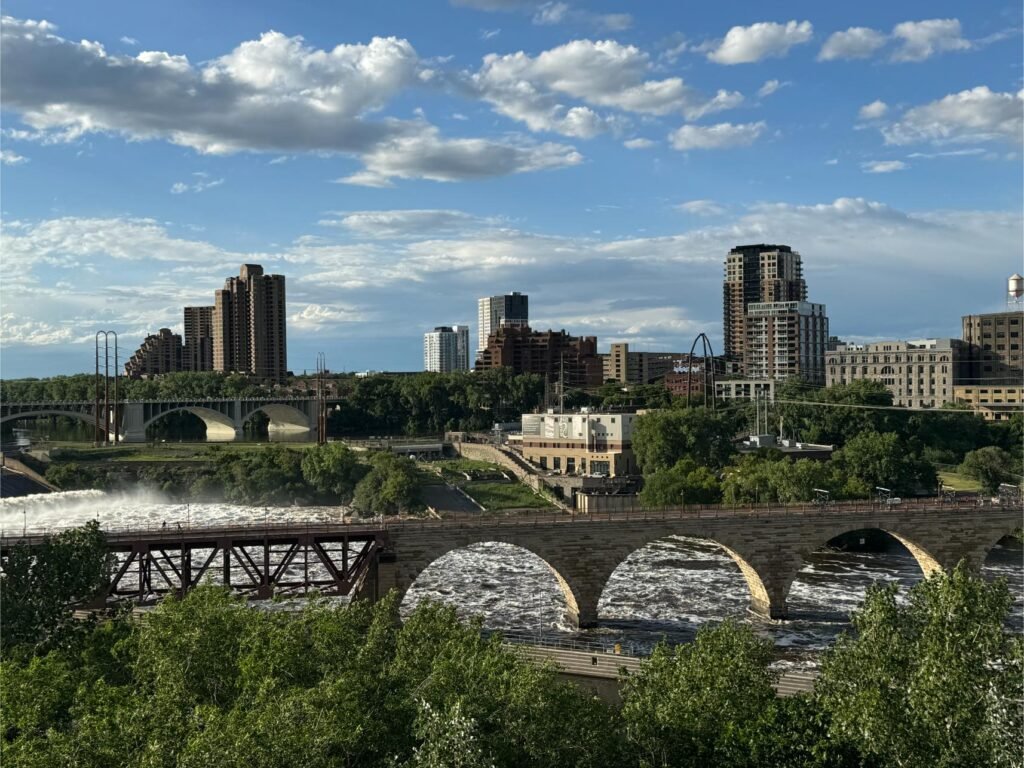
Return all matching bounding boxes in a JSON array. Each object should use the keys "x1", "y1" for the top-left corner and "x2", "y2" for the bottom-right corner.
[{"x1": 2, "y1": 491, "x2": 1020, "y2": 667}]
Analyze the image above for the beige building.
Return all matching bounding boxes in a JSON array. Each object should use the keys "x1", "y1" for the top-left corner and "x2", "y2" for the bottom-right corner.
[
  {"x1": 745, "y1": 301, "x2": 828, "y2": 385},
  {"x1": 953, "y1": 385, "x2": 1023, "y2": 421},
  {"x1": 518, "y1": 410, "x2": 639, "y2": 477},
  {"x1": 826, "y1": 339, "x2": 968, "y2": 408},
  {"x1": 125, "y1": 328, "x2": 183, "y2": 379},
  {"x1": 603, "y1": 343, "x2": 681, "y2": 384},
  {"x1": 962, "y1": 310, "x2": 1023, "y2": 384},
  {"x1": 213, "y1": 264, "x2": 288, "y2": 382}
]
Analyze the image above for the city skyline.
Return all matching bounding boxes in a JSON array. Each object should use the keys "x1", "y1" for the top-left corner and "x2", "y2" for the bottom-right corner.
[{"x1": 1, "y1": 2, "x2": 1022, "y2": 378}]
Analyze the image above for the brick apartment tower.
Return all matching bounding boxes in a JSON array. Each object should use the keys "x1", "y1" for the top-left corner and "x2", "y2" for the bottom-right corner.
[
  {"x1": 183, "y1": 305, "x2": 214, "y2": 372},
  {"x1": 212, "y1": 264, "x2": 288, "y2": 382},
  {"x1": 723, "y1": 244, "x2": 806, "y2": 372}
]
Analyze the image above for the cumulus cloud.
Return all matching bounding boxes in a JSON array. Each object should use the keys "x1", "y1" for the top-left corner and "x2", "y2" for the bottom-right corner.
[
  {"x1": 289, "y1": 303, "x2": 362, "y2": 330},
  {"x1": 890, "y1": 19, "x2": 970, "y2": 62},
  {"x1": 0, "y1": 149, "x2": 29, "y2": 165},
  {"x1": 668, "y1": 121, "x2": 765, "y2": 151},
  {"x1": 858, "y1": 100, "x2": 888, "y2": 120},
  {"x1": 706, "y1": 20, "x2": 813, "y2": 65},
  {"x1": 819, "y1": 18, "x2": 973, "y2": 63},
  {"x1": 818, "y1": 27, "x2": 887, "y2": 60},
  {"x1": 0, "y1": 15, "x2": 580, "y2": 184},
  {"x1": 469, "y1": 39, "x2": 743, "y2": 137},
  {"x1": 1, "y1": 314, "x2": 77, "y2": 345},
  {"x1": 119, "y1": 36, "x2": 139, "y2": 46},
  {"x1": 861, "y1": 160, "x2": 908, "y2": 173},
  {"x1": 882, "y1": 86, "x2": 1023, "y2": 146},
  {"x1": 676, "y1": 200, "x2": 725, "y2": 216}
]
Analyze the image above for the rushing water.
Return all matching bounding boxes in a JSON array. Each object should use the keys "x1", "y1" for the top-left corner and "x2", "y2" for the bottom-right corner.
[{"x1": 2, "y1": 491, "x2": 1020, "y2": 666}]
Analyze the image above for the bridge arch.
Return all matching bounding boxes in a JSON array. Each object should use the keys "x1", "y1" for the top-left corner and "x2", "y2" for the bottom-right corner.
[
  {"x1": 397, "y1": 540, "x2": 583, "y2": 629},
  {"x1": 141, "y1": 406, "x2": 238, "y2": 441},
  {"x1": 0, "y1": 409, "x2": 113, "y2": 437},
  {"x1": 595, "y1": 534, "x2": 775, "y2": 629},
  {"x1": 249, "y1": 403, "x2": 311, "y2": 432}
]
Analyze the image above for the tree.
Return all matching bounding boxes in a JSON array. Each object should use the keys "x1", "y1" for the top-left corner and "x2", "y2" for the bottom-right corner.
[
  {"x1": 771, "y1": 379, "x2": 896, "y2": 447},
  {"x1": 639, "y1": 458, "x2": 722, "y2": 507},
  {"x1": 832, "y1": 431, "x2": 935, "y2": 497},
  {"x1": 620, "y1": 621, "x2": 777, "y2": 768},
  {"x1": 632, "y1": 407, "x2": 738, "y2": 474},
  {"x1": 401, "y1": 699, "x2": 495, "y2": 768},
  {"x1": 959, "y1": 446, "x2": 1019, "y2": 494},
  {"x1": 0, "y1": 522, "x2": 109, "y2": 653},
  {"x1": 300, "y1": 442, "x2": 367, "y2": 501},
  {"x1": 816, "y1": 565, "x2": 1023, "y2": 768},
  {"x1": 353, "y1": 452, "x2": 421, "y2": 515}
]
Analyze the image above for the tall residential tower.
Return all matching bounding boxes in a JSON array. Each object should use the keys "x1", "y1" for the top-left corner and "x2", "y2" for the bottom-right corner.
[
  {"x1": 424, "y1": 325, "x2": 470, "y2": 372},
  {"x1": 477, "y1": 292, "x2": 529, "y2": 359},
  {"x1": 212, "y1": 264, "x2": 288, "y2": 382}
]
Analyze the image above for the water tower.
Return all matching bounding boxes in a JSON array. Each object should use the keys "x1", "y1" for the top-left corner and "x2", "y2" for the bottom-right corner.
[{"x1": 1009, "y1": 273, "x2": 1024, "y2": 309}]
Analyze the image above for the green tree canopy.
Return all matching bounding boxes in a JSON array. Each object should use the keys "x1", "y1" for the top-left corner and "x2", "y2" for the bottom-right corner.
[
  {"x1": 300, "y1": 442, "x2": 367, "y2": 501},
  {"x1": 632, "y1": 406, "x2": 738, "y2": 474},
  {"x1": 639, "y1": 457, "x2": 722, "y2": 507},
  {"x1": 353, "y1": 452, "x2": 422, "y2": 515},
  {"x1": 816, "y1": 565, "x2": 1022, "y2": 768},
  {"x1": 832, "y1": 430, "x2": 936, "y2": 497},
  {"x1": 959, "y1": 446, "x2": 1020, "y2": 494}
]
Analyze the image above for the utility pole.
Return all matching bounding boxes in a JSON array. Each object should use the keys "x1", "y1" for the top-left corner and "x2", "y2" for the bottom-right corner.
[
  {"x1": 94, "y1": 331, "x2": 118, "y2": 446},
  {"x1": 316, "y1": 352, "x2": 327, "y2": 445}
]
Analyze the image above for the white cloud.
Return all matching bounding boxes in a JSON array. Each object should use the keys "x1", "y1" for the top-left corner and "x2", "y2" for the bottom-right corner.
[
  {"x1": 0, "y1": 15, "x2": 580, "y2": 184},
  {"x1": 289, "y1": 303, "x2": 362, "y2": 330},
  {"x1": 623, "y1": 137, "x2": 655, "y2": 149},
  {"x1": 676, "y1": 200, "x2": 725, "y2": 216},
  {"x1": 706, "y1": 20, "x2": 813, "y2": 65},
  {"x1": 818, "y1": 27, "x2": 887, "y2": 60},
  {"x1": 169, "y1": 177, "x2": 225, "y2": 194},
  {"x1": 862, "y1": 160, "x2": 908, "y2": 173},
  {"x1": 319, "y1": 209, "x2": 493, "y2": 238},
  {"x1": 119, "y1": 36, "x2": 139, "y2": 46},
  {"x1": 531, "y1": 3, "x2": 633, "y2": 31},
  {"x1": 858, "y1": 100, "x2": 888, "y2": 120},
  {"x1": 470, "y1": 39, "x2": 742, "y2": 138},
  {"x1": 668, "y1": 121, "x2": 765, "y2": 151},
  {"x1": 824, "y1": 158, "x2": 839, "y2": 165},
  {"x1": 883, "y1": 86, "x2": 1023, "y2": 146},
  {"x1": 890, "y1": 18, "x2": 970, "y2": 62},
  {"x1": 1, "y1": 314, "x2": 77, "y2": 345},
  {"x1": 907, "y1": 148, "x2": 986, "y2": 159},
  {"x1": 0, "y1": 149, "x2": 29, "y2": 165},
  {"x1": 757, "y1": 79, "x2": 790, "y2": 97},
  {"x1": 480, "y1": 28, "x2": 501, "y2": 40}
]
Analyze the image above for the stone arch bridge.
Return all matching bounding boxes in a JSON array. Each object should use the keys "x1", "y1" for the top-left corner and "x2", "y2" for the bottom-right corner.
[
  {"x1": 380, "y1": 501, "x2": 1019, "y2": 627},
  {"x1": 0, "y1": 398, "x2": 319, "y2": 442},
  {"x1": 4, "y1": 501, "x2": 1015, "y2": 628}
]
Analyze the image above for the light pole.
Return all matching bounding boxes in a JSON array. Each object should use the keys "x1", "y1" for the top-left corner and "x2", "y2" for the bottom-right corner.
[
  {"x1": 679, "y1": 489, "x2": 685, "y2": 509},
  {"x1": 23, "y1": 510, "x2": 27, "y2": 536}
]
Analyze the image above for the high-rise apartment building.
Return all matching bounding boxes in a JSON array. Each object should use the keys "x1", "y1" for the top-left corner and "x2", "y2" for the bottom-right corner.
[
  {"x1": 723, "y1": 244, "x2": 806, "y2": 368},
  {"x1": 745, "y1": 301, "x2": 828, "y2": 385},
  {"x1": 826, "y1": 339, "x2": 968, "y2": 408},
  {"x1": 477, "y1": 292, "x2": 529, "y2": 357},
  {"x1": 183, "y1": 305, "x2": 214, "y2": 372},
  {"x1": 424, "y1": 325, "x2": 470, "y2": 372},
  {"x1": 124, "y1": 328, "x2": 183, "y2": 379},
  {"x1": 476, "y1": 326, "x2": 603, "y2": 390},
  {"x1": 961, "y1": 310, "x2": 1023, "y2": 384},
  {"x1": 212, "y1": 264, "x2": 288, "y2": 382}
]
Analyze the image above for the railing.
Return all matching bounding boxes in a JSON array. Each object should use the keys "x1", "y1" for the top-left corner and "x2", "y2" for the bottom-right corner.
[
  {"x1": 2, "y1": 495, "x2": 1016, "y2": 545},
  {"x1": 484, "y1": 628, "x2": 643, "y2": 657}
]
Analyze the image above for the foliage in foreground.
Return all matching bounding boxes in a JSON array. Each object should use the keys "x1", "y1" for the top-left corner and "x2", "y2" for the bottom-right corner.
[{"x1": 1, "y1": 526, "x2": 1019, "y2": 768}]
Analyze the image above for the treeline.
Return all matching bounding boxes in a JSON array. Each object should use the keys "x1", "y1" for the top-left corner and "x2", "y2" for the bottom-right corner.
[
  {"x1": 45, "y1": 443, "x2": 423, "y2": 512},
  {"x1": 634, "y1": 380, "x2": 1023, "y2": 506},
  {"x1": 2, "y1": 368, "x2": 547, "y2": 437},
  {"x1": 0, "y1": 526, "x2": 1019, "y2": 768}
]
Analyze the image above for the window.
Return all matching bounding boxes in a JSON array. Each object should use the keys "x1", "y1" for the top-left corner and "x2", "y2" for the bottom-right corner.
[
  {"x1": 553, "y1": 457, "x2": 561, "y2": 470},
  {"x1": 566, "y1": 457, "x2": 575, "y2": 473}
]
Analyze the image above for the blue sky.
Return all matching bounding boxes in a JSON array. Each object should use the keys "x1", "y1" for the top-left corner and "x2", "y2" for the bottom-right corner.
[{"x1": 1, "y1": 1, "x2": 1021, "y2": 377}]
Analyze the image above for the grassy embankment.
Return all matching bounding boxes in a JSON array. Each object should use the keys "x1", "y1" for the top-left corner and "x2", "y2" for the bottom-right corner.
[
  {"x1": 937, "y1": 470, "x2": 983, "y2": 492},
  {"x1": 432, "y1": 458, "x2": 554, "y2": 511}
]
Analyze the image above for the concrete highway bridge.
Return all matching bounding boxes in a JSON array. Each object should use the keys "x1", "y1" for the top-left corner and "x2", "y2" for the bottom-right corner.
[
  {"x1": 2, "y1": 499, "x2": 1017, "y2": 627},
  {"x1": 0, "y1": 397, "x2": 319, "y2": 442}
]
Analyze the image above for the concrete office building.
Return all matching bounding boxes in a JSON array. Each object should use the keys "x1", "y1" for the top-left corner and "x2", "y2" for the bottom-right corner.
[
  {"x1": 962, "y1": 310, "x2": 1023, "y2": 384},
  {"x1": 424, "y1": 325, "x2": 470, "y2": 372},
  {"x1": 953, "y1": 384, "x2": 1023, "y2": 421},
  {"x1": 602, "y1": 343, "x2": 683, "y2": 385},
  {"x1": 519, "y1": 410, "x2": 639, "y2": 477},
  {"x1": 477, "y1": 292, "x2": 529, "y2": 357},
  {"x1": 476, "y1": 326, "x2": 603, "y2": 390},
  {"x1": 183, "y1": 305, "x2": 214, "y2": 372},
  {"x1": 125, "y1": 328, "x2": 183, "y2": 379},
  {"x1": 826, "y1": 338, "x2": 968, "y2": 408},
  {"x1": 213, "y1": 264, "x2": 288, "y2": 382},
  {"x1": 745, "y1": 301, "x2": 828, "y2": 385},
  {"x1": 724, "y1": 244, "x2": 806, "y2": 370}
]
